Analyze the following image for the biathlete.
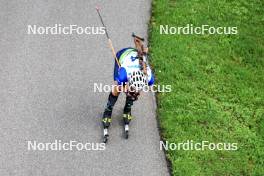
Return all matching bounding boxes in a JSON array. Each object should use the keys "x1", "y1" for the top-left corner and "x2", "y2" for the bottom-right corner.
[{"x1": 102, "y1": 35, "x2": 154, "y2": 142}]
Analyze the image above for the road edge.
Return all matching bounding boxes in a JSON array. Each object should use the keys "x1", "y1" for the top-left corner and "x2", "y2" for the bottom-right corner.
[{"x1": 147, "y1": 1, "x2": 173, "y2": 175}]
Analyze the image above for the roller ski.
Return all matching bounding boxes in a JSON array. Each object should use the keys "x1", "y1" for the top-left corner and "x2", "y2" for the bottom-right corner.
[
  {"x1": 123, "y1": 113, "x2": 132, "y2": 139},
  {"x1": 124, "y1": 124, "x2": 129, "y2": 139},
  {"x1": 103, "y1": 128, "x2": 109, "y2": 143}
]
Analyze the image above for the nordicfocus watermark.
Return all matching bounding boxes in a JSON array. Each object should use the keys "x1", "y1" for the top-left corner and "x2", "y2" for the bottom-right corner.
[
  {"x1": 27, "y1": 140, "x2": 105, "y2": 151},
  {"x1": 160, "y1": 140, "x2": 238, "y2": 151},
  {"x1": 160, "y1": 24, "x2": 238, "y2": 35},
  {"x1": 27, "y1": 24, "x2": 105, "y2": 35},
  {"x1": 93, "y1": 83, "x2": 172, "y2": 93}
]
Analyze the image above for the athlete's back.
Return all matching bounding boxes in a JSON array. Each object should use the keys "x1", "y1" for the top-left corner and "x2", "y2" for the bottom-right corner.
[{"x1": 114, "y1": 48, "x2": 154, "y2": 86}]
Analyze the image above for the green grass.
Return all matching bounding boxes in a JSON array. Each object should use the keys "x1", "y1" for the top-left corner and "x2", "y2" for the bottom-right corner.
[{"x1": 149, "y1": 0, "x2": 264, "y2": 175}]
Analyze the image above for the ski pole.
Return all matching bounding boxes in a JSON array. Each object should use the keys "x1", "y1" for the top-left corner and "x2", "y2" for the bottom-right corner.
[{"x1": 96, "y1": 6, "x2": 120, "y2": 67}]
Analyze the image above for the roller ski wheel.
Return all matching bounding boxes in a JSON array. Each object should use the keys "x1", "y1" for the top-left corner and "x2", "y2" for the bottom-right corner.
[
  {"x1": 124, "y1": 124, "x2": 129, "y2": 139},
  {"x1": 103, "y1": 128, "x2": 109, "y2": 143}
]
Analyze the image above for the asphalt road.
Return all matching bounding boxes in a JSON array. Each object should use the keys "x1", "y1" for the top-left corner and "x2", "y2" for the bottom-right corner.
[{"x1": 0, "y1": 1, "x2": 169, "y2": 175}]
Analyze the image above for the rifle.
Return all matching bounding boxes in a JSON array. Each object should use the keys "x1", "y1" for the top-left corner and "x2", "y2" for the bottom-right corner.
[{"x1": 132, "y1": 33, "x2": 148, "y2": 75}]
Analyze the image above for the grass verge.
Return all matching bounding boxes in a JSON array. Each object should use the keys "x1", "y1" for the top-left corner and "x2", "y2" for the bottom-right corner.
[{"x1": 149, "y1": 0, "x2": 264, "y2": 175}]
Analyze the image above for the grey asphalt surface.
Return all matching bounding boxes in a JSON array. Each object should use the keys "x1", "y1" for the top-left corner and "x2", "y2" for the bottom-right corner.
[{"x1": 0, "y1": 0, "x2": 169, "y2": 176}]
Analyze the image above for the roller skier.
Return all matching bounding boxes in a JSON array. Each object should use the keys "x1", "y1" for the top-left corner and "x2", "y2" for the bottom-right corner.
[{"x1": 96, "y1": 7, "x2": 154, "y2": 143}]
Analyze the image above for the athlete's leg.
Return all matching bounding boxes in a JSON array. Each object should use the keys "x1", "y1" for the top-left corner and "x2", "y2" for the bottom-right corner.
[
  {"x1": 102, "y1": 50, "x2": 121, "y2": 129},
  {"x1": 102, "y1": 91, "x2": 118, "y2": 128}
]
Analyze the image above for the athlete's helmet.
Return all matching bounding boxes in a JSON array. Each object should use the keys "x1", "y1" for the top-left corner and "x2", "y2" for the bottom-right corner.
[{"x1": 128, "y1": 70, "x2": 147, "y2": 91}]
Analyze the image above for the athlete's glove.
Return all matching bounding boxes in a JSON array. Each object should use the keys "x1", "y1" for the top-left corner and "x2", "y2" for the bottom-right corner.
[{"x1": 126, "y1": 91, "x2": 140, "y2": 101}]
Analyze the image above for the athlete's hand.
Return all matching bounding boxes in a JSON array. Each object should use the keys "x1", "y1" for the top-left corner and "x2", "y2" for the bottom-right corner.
[
  {"x1": 127, "y1": 91, "x2": 140, "y2": 101},
  {"x1": 143, "y1": 47, "x2": 148, "y2": 54}
]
